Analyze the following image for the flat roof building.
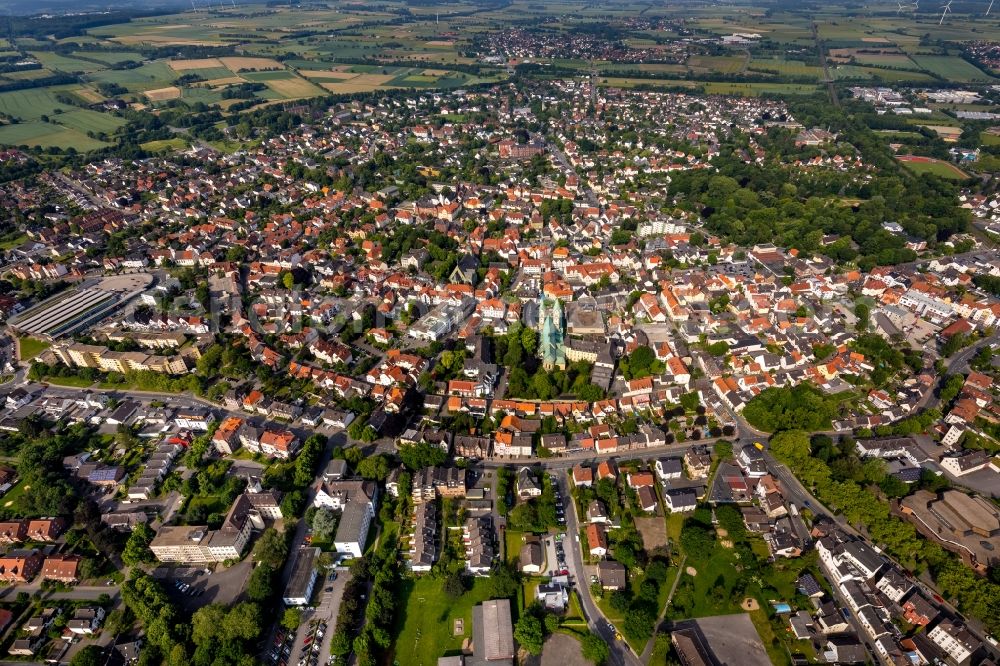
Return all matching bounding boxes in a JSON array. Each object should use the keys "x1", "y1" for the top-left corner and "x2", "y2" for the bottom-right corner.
[
  {"x1": 9, "y1": 288, "x2": 120, "y2": 339},
  {"x1": 283, "y1": 547, "x2": 319, "y2": 606},
  {"x1": 470, "y1": 598, "x2": 514, "y2": 665}
]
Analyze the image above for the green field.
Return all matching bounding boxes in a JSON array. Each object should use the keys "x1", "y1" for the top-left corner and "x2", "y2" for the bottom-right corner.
[
  {"x1": 750, "y1": 56, "x2": 824, "y2": 78},
  {"x1": 240, "y1": 70, "x2": 294, "y2": 81},
  {"x1": 43, "y1": 375, "x2": 97, "y2": 388},
  {"x1": 87, "y1": 61, "x2": 177, "y2": 92},
  {"x1": 687, "y1": 54, "x2": 746, "y2": 74},
  {"x1": 1, "y1": 68, "x2": 55, "y2": 81},
  {"x1": 0, "y1": 121, "x2": 107, "y2": 150},
  {"x1": 909, "y1": 55, "x2": 994, "y2": 81},
  {"x1": 141, "y1": 137, "x2": 189, "y2": 152},
  {"x1": 897, "y1": 156, "x2": 969, "y2": 179},
  {"x1": 56, "y1": 109, "x2": 126, "y2": 135},
  {"x1": 179, "y1": 66, "x2": 238, "y2": 81},
  {"x1": 391, "y1": 576, "x2": 496, "y2": 666},
  {"x1": 0, "y1": 87, "x2": 78, "y2": 120},
  {"x1": 852, "y1": 53, "x2": 917, "y2": 68},
  {"x1": 73, "y1": 50, "x2": 143, "y2": 64},
  {"x1": 17, "y1": 336, "x2": 50, "y2": 361},
  {"x1": 703, "y1": 81, "x2": 819, "y2": 95},
  {"x1": 832, "y1": 64, "x2": 936, "y2": 82},
  {"x1": 29, "y1": 51, "x2": 105, "y2": 73}
]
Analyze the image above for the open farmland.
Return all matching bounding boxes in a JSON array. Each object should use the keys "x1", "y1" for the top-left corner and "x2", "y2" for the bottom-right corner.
[
  {"x1": 0, "y1": 87, "x2": 82, "y2": 120},
  {"x1": 219, "y1": 57, "x2": 284, "y2": 72},
  {"x1": 687, "y1": 55, "x2": 746, "y2": 75},
  {"x1": 251, "y1": 74, "x2": 326, "y2": 99},
  {"x1": 168, "y1": 58, "x2": 225, "y2": 71},
  {"x1": 55, "y1": 109, "x2": 126, "y2": 135},
  {"x1": 144, "y1": 87, "x2": 182, "y2": 102},
  {"x1": 87, "y1": 62, "x2": 177, "y2": 92},
  {"x1": 3, "y1": 0, "x2": 1000, "y2": 152},
  {"x1": 0, "y1": 120, "x2": 107, "y2": 150},
  {"x1": 749, "y1": 56, "x2": 823, "y2": 78},
  {"x1": 29, "y1": 51, "x2": 105, "y2": 73},
  {"x1": 909, "y1": 55, "x2": 993, "y2": 81}
]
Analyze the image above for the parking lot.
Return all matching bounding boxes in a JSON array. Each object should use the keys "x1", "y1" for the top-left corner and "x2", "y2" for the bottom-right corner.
[
  {"x1": 542, "y1": 533, "x2": 569, "y2": 577},
  {"x1": 152, "y1": 559, "x2": 254, "y2": 610},
  {"x1": 283, "y1": 566, "x2": 349, "y2": 666},
  {"x1": 547, "y1": 474, "x2": 568, "y2": 576},
  {"x1": 265, "y1": 626, "x2": 295, "y2": 666}
]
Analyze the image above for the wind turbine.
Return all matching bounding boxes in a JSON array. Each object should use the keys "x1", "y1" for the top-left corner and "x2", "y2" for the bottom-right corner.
[
  {"x1": 939, "y1": 0, "x2": 952, "y2": 24},
  {"x1": 988, "y1": 0, "x2": 995, "y2": 16},
  {"x1": 897, "y1": 2, "x2": 908, "y2": 14}
]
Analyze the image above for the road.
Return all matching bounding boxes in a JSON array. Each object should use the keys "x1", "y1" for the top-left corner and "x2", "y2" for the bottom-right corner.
[
  {"x1": 557, "y1": 474, "x2": 640, "y2": 666},
  {"x1": 0, "y1": 584, "x2": 119, "y2": 602},
  {"x1": 812, "y1": 22, "x2": 839, "y2": 108},
  {"x1": 51, "y1": 171, "x2": 105, "y2": 209},
  {"x1": 541, "y1": 134, "x2": 599, "y2": 208}
]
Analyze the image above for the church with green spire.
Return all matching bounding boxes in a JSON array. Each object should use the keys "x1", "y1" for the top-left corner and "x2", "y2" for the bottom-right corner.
[{"x1": 537, "y1": 294, "x2": 566, "y2": 371}]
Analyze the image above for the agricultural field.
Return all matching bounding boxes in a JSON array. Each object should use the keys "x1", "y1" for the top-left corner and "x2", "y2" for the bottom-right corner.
[
  {"x1": 87, "y1": 62, "x2": 177, "y2": 92},
  {"x1": 830, "y1": 64, "x2": 936, "y2": 82},
  {"x1": 28, "y1": 51, "x2": 105, "y2": 73},
  {"x1": 0, "y1": 121, "x2": 106, "y2": 150},
  {"x1": 749, "y1": 57, "x2": 824, "y2": 79},
  {"x1": 3, "y1": 0, "x2": 1000, "y2": 152},
  {"x1": 703, "y1": 81, "x2": 819, "y2": 95},
  {"x1": 908, "y1": 55, "x2": 994, "y2": 81},
  {"x1": 687, "y1": 55, "x2": 746, "y2": 75},
  {"x1": 55, "y1": 109, "x2": 126, "y2": 135},
  {"x1": 0, "y1": 87, "x2": 86, "y2": 120}
]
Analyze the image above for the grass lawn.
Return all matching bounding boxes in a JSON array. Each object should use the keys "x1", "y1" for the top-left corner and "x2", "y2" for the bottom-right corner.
[
  {"x1": 665, "y1": 511, "x2": 684, "y2": 543},
  {"x1": 0, "y1": 232, "x2": 27, "y2": 250},
  {"x1": 749, "y1": 608, "x2": 795, "y2": 666},
  {"x1": 649, "y1": 633, "x2": 673, "y2": 663},
  {"x1": 391, "y1": 575, "x2": 495, "y2": 666},
  {"x1": 43, "y1": 375, "x2": 95, "y2": 388},
  {"x1": 17, "y1": 336, "x2": 49, "y2": 360},
  {"x1": 140, "y1": 137, "x2": 187, "y2": 152},
  {"x1": 0, "y1": 479, "x2": 29, "y2": 513},
  {"x1": 566, "y1": 588, "x2": 585, "y2": 621},
  {"x1": 185, "y1": 495, "x2": 227, "y2": 521},
  {"x1": 504, "y1": 528, "x2": 524, "y2": 566}
]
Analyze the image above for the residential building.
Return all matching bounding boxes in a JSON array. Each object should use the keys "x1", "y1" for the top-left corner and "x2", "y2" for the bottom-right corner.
[
  {"x1": 313, "y1": 479, "x2": 378, "y2": 558},
  {"x1": 928, "y1": 621, "x2": 981, "y2": 665},
  {"x1": 0, "y1": 549, "x2": 43, "y2": 582},
  {"x1": 40, "y1": 554, "x2": 81, "y2": 583}
]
